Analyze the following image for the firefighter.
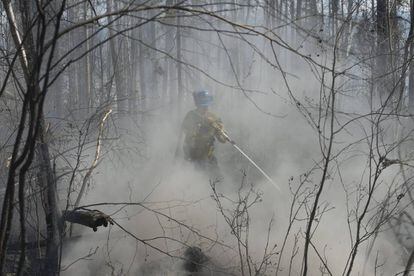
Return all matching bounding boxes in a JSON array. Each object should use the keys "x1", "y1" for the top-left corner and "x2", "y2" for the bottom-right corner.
[{"x1": 177, "y1": 90, "x2": 228, "y2": 179}]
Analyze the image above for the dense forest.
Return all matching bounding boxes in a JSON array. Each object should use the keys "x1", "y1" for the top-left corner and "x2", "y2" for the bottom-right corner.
[{"x1": 1, "y1": 0, "x2": 414, "y2": 275}]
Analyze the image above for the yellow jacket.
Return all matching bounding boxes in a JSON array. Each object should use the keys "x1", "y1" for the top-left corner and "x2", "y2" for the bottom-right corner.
[{"x1": 182, "y1": 109, "x2": 227, "y2": 160}]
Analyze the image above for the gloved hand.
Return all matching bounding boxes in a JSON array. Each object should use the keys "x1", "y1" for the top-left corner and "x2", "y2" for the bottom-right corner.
[
  {"x1": 207, "y1": 116, "x2": 233, "y2": 144},
  {"x1": 207, "y1": 117, "x2": 223, "y2": 132},
  {"x1": 214, "y1": 124, "x2": 233, "y2": 144}
]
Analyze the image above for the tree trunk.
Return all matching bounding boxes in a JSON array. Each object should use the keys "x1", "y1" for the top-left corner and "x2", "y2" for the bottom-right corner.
[
  {"x1": 408, "y1": 0, "x2": 414, "y2": 112},
  {"x1": 138, "y1": 26, "x2": 147, "y2": 117},
  {"x1": 296, "y1": 0, "x2": 302, "y2": 19},
  {"x1": 176, "y1": 4, "x2": 184, "y2": 111},
  {"x1": 310, "y1": 0, "x2": 317, "y2": 15},
  {"x1": 84, "y1": 1, "x2": 92, "y2": 113},
  {"x1": 76, "y1": 3, "x2": 91, "y2": 119},
  {"x1": 162, "y1": 22, "x2": 173, "y2": 105},
  {"x1": 148, "y1": 9, "x2": 158, "y2": 106},
  {"x1": 0, "y1": 1, "x2": 65, "y2": 275},
  {"x1": 37, "y1": 120, "x2": 62, "y2": 275},
  {"x1": 67, "y1": 5, "x2": 77, "y2": 110},
  {"x1": 129, "y1": 24, "x2": 139, "y2": 115},
  {"x1": 107, "y1": 0, "x2": 128, "y2": 116},
  {"x1": 376, "y1": 0, "x2": 389, "y2": 103}
]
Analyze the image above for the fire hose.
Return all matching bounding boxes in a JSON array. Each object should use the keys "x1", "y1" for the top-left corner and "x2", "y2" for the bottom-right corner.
[{"x1": 218, "y1": 129, "x2": 281, "y2": 191}]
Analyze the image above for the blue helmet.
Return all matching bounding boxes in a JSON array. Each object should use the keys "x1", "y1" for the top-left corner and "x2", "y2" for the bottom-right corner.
[{"x1": 193, "y1": 90, "x2": 213, "y2": 107}]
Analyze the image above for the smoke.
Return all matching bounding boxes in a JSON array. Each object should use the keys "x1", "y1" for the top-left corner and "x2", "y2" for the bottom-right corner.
[
  {"x1": 56, "y1": 10, "x2": 409, "y2": 276},
  {"x1": 60, "y1": 80, "x2": 399, "y2": 275}
]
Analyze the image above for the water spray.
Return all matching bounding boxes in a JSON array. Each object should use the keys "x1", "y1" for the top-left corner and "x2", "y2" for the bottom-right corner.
[{"x1": 220, "y1": 130, "x2": 281, "y2": 191}]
